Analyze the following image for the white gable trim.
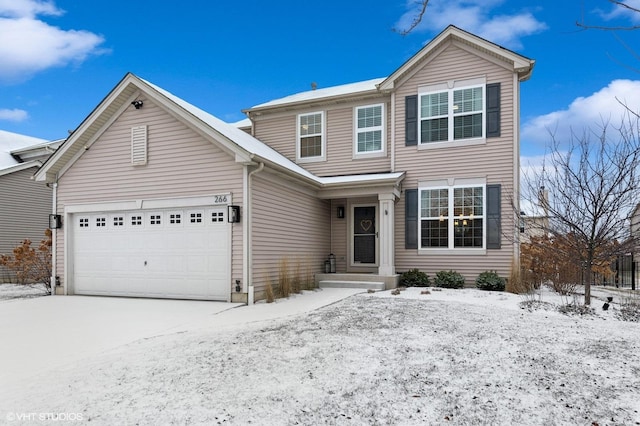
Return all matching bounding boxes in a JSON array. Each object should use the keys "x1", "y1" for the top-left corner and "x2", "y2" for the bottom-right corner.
[{"x1": 378, "y1": 25, "x2": 534, "y2": 91}]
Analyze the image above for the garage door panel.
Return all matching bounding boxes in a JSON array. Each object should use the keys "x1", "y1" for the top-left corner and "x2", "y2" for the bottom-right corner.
[{"x1": 72, "y1": 207, "x2": 230, "y2": 301}]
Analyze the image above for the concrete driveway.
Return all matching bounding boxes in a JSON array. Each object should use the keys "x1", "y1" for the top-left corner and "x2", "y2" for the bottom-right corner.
[{"x1": 0, "y1": 288, "x2": 363, "y2": 390}]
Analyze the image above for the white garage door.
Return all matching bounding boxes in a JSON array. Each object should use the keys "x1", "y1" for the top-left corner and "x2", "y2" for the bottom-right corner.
[{"x1": 72, "y1": 207, "x2": 230, "y2": 301}]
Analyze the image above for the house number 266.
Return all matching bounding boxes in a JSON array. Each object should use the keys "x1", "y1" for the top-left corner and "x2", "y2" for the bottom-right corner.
[{"x1": 214, "y1": 195, "x2": 228, "y2": 203}]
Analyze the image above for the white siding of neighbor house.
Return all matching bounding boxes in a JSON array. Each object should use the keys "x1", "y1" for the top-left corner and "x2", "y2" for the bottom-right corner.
[
  {"x1": 393, "y1": 41, "x2": 518, "y2": 282},
  {"x1": 55, "y1": 98, "x2": 244, "y2": 291},
  {"x1": 252, "y1": 98, "x2": 392, "y2": 177},
  {"x1": 0, "y1": 167, "x2": 51, "y2": 282},
  {"x1": 251, "y1": 172, "x2": 330, "y2": 300}
]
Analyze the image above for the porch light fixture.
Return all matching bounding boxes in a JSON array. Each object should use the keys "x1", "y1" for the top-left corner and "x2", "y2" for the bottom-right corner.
[
  {"x1": 131, "y1": 100, "x2": 144, "y2": 109},
  {"x1": 228, "y1": 205, "x2": 240, "y2": 223},
  {"x1": 337, "y1": 206, "x2": 345, "y2": 219},
  {"x1": 49, "y1": 214, "x2": 62, "y2": 229}
]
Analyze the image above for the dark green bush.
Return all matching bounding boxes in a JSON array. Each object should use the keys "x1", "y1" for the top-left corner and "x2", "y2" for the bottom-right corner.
[
  {"x1": 399, "y1": 269, "x2": 430, "y2": 287},
  {"x1": 433, "y1": 270, "x2": 465, "y2": 289},
  {"x1": 475, "y1": 270, "x2": 506, "y2": 291}
]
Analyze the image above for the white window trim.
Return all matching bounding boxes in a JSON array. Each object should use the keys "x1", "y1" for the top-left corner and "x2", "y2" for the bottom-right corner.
[
  {"x1": 353, "y1": 103, "x2": 386, "y2": 159},
  {"x1": 297, "y1": 111, "x2": 326, "y2": 163},
  {"x1": 418, "y1": 179, "x2": 487, "y2": 255},
  {"x1": 418, "y1": 77, "x2": 486, "y2": 147}
]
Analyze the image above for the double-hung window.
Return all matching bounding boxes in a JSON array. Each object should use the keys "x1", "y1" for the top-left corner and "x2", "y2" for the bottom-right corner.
[
  {"x1": 419, "y1": 81, "x2": 485, "y2": 144},
  {"x1": 419, "y1": 184, "x2": 485, "y2": 250},
  {"x1": 355, "y1": 104, "x2": 384, "y2": 156},
  {"x1": 297, "y1": 111, "x2": 325, "y2": 162}
]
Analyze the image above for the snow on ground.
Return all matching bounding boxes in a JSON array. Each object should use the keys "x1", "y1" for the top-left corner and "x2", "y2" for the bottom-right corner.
[
  {"x1": 0, "y1": 283, "x2": 49, "y2": 301},
  {"x1": 1, "y1": 284, "x2": 639, "y2": 425}
]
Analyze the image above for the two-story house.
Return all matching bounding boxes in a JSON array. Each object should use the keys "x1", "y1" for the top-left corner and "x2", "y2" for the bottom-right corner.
[{"x1": 35, "y1": 26, "x2": 534, "y2": 302}]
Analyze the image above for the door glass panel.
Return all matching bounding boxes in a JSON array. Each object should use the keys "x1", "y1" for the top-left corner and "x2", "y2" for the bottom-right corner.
[{"x1": 354, "y1": 206, "x2": 376, "y2": 264}]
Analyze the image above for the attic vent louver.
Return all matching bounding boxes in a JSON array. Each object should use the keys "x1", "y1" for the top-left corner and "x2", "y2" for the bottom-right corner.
[{"x1": 131, "y1": 125, "x2": 148, "y2": 165}]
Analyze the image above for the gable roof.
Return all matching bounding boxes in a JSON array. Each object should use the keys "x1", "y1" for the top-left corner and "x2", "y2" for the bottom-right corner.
[
  {"x1": 378, "y1": 25, "x2": 535, "y2": 91},
  {"x1": 35, "y1": 73, "x2": 404, "y2": 190}
]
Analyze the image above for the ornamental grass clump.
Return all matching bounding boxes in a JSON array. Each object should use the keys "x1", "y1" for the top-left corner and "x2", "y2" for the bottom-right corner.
[
  {"x1": 433, "y1": 270, "x2": 465, "y2": 289},
  {"x1": 475, "y1": 270, "x2": 506, "y2": 291}
]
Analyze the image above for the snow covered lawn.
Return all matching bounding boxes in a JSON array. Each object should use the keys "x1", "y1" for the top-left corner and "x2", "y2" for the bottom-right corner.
[{"x1": 1, "y1": 285, "x2": 639, "y2": 425}]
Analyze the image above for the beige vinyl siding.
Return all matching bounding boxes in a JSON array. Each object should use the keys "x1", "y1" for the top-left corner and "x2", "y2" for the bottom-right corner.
[
  {"x1": 55, "y1": 98, "x2": 244, "y2": 290},
  {"x1": 0, "y1": 167, "x2": 51, "y2": 282},
  {"x1": 251, "y1": 172, "x2": 330, "y2": 300},
  {"x1": 253, "y1": 98, "x2": 392, "y2": 177},
  {"x1": 253, "y1": 115, "x2": 296, "y2": 159},
  {"x1": 393, "y1": 42, "x2": 517, "y2": 281}
]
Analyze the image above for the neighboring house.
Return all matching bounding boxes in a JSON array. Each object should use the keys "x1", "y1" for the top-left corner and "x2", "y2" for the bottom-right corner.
[
  {"x1": 619, "y1": 203, "x2": 640, "y2": 289},
  {"x1": 0, "y1": 132, "x2": 63, "y2": 282},
  {"x1": 520, "y1": 187, "x2": 549, "y2": 243},
  {"x1": 35, "y1": 26, "x2": 534, "y2": 302}
]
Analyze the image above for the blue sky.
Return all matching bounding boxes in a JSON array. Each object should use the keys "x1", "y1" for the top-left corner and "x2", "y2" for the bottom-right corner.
[{"x1": 1, "y1": 0, "x2": 639, "y2": 165}]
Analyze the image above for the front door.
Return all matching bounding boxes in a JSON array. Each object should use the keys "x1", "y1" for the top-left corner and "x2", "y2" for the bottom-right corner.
[{"x1": 353, "y1": 205, "x2": 377, "y2": 265}]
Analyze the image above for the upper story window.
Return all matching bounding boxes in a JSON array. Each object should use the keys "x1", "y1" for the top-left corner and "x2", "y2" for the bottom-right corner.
[
  {"x1": 419, "y1": 84, "x2": 484, "y2": 144},
  {"x1": 419, "y1": 183, "x2": 485, "y2": 250},
  {"x1": 297, "y1": 111, "x2": 325, "y2": 162},
  {"x1": 355, "y1": 104, "x2": 384, "y2": 156}
]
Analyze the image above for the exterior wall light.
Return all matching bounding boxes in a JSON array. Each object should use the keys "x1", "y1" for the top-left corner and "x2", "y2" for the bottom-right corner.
[
  {"x1": 228, "y1": 205, "x2": 240, "y2": 223},
  {"x1": 49, "y1": 214, "x2": 62, "y2": 229},
  {"x1": 337, "y1": 206, "x2": 345, "y2": 219}
]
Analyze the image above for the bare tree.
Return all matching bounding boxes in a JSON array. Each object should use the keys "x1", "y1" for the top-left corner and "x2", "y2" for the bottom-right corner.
[
  {"x1": 577, "y1": 0, "x2": 640, "y2": 31},
  {"x1": 394, "y1": 0, "x2": 430, "y2": 36},
  {"x1": 521, "y1": 112, "x2": 640, "y2": 304}
]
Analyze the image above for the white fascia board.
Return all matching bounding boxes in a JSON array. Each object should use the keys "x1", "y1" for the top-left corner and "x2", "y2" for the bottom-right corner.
[{"x1": 0, "y1": 160, "x2": 41, "y2": 177}]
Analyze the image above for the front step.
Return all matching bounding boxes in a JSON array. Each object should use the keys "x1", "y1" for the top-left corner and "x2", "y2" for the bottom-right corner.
[{"x1": 319, "y1": 280, "x2": 385, "y2": 291}]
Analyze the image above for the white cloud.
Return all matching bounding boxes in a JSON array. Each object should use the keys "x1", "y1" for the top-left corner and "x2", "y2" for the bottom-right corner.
[
  {"x1": 522, "y1": 79, "x2": 640, "y2": 147},
  {"x1": 0, "y1": 0, "x2": 61, "y2": 18},
  {"x1": 0, "y1": 108, "x2": 28, "y2": 122},
  {"x1": 598, "y1": 0, "x2": 640, "y2": 24},
  {"x1": 0, "y1": 0, "x2": 106, "y2": 83},
  {"x1": 396, "y1": 0, "x2": 547, "y2": 49}
]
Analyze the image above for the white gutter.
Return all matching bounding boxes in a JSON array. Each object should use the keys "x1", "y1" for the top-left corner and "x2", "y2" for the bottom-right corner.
[
  {"x1": 50, "y1": 182, "x2": 57, "y2": 296},
  {"x1": 244, "y1": 162, "x2": 264, "y2": 305}
]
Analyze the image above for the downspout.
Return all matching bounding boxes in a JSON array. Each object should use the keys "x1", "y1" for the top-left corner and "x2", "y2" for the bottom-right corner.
[
  {"x1": 50, "y1": 181, "x2": 58, "y2": 296},
  {"x1": 513, "y1": 74, "x2": 521, "y2": 264},
  {"x1": 390, "y1": 92, "x2": 396, "y2": 173},
  {"x1": 244, "y1": 161, "x2": 264, "y2": 305}
]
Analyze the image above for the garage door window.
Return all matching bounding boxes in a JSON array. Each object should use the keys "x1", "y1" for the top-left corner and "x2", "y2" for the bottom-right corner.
[
  {"x1": 212, "y1": 211, "x2": 224, "y2": 222},
  {"x1": 96, "y1": 217, "x2": 106, "y2": 227},
  {"x1": 169, "y1": 213, "x2": 182, "y2": 224},
  {"x1": 189, "y1": 212, "x2": 203, "y2": 224},
  {"x1": 79, "y1": 217, "x2": 89, "y2": 228},
  {"x1": 131, "y1": 215, "x2": 142, "y2": 226},
  {"x1": 150, "y1": 214, "x2": 162, "y2": 225},
  {"x1": 113, "y1": 216, "x2": 124, "y2": 227}
]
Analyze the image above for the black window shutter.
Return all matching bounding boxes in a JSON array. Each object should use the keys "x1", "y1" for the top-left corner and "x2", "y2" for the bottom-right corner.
[
  {"x1": 486, "y1": 83, "x2": 500, "y2": 138},
  {"x1": 405, "y1": 189, "x2": 418, "y2": 249},
  {"x1": 486, "y1": 184, "x2": 501, "y2": 249},
  {"x1": 405, "y1": 95, "x2": 418, "y2": 146}
]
